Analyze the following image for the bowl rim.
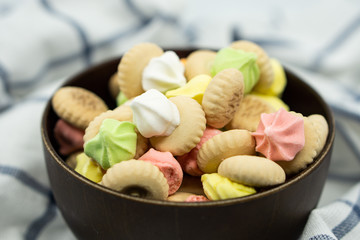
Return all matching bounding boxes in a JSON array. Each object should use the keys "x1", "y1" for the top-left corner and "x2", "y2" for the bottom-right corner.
[{"x1": 41, "y1": 53, "x2": 335, "y2": 208}]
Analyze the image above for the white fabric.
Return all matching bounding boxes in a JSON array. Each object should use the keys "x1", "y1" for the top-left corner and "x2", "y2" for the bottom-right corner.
[{"x1": 0, "y1": 0, "x2": 359, "y2": 239}]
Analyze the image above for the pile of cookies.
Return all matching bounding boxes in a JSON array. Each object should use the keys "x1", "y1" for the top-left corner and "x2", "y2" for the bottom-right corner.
[{"x1": 51, "y1": 41, "x2": 329, "y2": 202}]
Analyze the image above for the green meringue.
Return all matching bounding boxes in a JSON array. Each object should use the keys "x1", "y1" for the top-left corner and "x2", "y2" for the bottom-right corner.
[
  {"x1": 116, "y1": 92, "x2": 128, "y2": 106},
  {"x1": 84, "y1": 119, "x2": 137, "y2": 170},
  {"x1": 211, "y1": 47, "x2": 260, "y2": 93}
]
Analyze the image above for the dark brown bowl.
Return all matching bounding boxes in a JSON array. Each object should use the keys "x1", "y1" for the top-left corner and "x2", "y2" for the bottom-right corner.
[{"x1": 41, "y1": 50, "x2": 335, "y2": 240}]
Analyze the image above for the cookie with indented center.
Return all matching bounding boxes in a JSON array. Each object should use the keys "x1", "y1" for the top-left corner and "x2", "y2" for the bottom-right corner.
[
  {"x1": 276, "y1": 114, "x2": 329, "y2": 175},
  {"x1": 150, "y1": 96, "x2": 206, "y2": 156},
  {"x1": 218, "y1": 155, "x2": 286, "y2": 187},
  {"x1": 108, "y1": 72, "x2": 120, "y2": 100},
  {"x1": 230, "y1": 40, "x2": 274, "y2": 92},
  {"x1": 184, "y1": 50, "x2": 216, "y2": 81},
  {"x1": 226, "y1": 94, "x2": 276, "y2": 132},
  {"x1": 101, "y1": 159, "x2": 169, "y2": 200},
  {"x1": 83, "y1": 104, "x2": 149, "y2": 159},
  {"x1": 202, "y1": 68, "x2": 244, "y2": 128},
  {"x1": 117, "y1": 43, "x2": 163, "y2": 99},
  {"x1": 83, "y1": 105, "x2": 133, "y2": 142},
  {"x1": 52, "y1": 86, "x2": 108, "y2": 130},
  {"x1": 197, "y1": 129, "x2": 256, "y2": 173}
]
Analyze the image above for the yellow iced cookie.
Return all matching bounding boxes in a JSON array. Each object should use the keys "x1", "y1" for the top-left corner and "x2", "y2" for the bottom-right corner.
[
  {"x1": 201, "y1": 173, "x2": 256, "y2": 200},
  {"x1": 251, "y1": 93, "x2": 289, "y2": 111},
  {"x1": 75, "y1": 153, "x2": 105, "y2": 183},
  {"x1": 253, "y1": 58, "x2": 287, "y2": 96},
  {"x1": 165, "y1": 74, "x2": 211, "y2": 104}
]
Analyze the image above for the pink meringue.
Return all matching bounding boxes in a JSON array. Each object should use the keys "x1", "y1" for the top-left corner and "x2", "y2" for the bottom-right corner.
[
  {"x1": 252, "y1": 108, "x2": 305, "y2": 161},
  {"x1": 177, "y1": 127, "x2": 222, "y2": 176}
]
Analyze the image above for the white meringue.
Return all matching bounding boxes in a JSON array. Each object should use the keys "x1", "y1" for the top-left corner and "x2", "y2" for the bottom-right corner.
[
  {"x1": 130, "y1": 89, "x2": 180, "y2": 138},
  {"x1": 142, "y1": 51, "x2": 186, "y2": 93}
]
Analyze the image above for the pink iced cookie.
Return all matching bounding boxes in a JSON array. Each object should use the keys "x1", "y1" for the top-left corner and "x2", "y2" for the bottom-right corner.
[
  {"x1": 54, "y1": 119, "x2": 84, "y2": 155},
  {"x1": 252, "y1": 108, "x2": 305, "y2": 161},
  {"x1": 177, "y1": 127, "x2": 222, "y2": 176},
  {"x1": 139, "y1": 148, "x2": 183, "y2": 195},
  {"x1": 185, "y1": 195, "x2": 209, "y2": 202}
]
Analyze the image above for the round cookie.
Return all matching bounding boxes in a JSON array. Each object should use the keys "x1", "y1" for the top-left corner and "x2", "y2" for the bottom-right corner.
[
  {"x1": 197, "y1": 129, "x2": 256, "y2": 173},
  {"x1": 52, "y1": 86, "x2": 108, "y2": 130},
  {"x1": 230, "y1": 40, "x2": 274, "y2": 91},
  {"x1": 202, "y1": 68, "x2": 244, "y2": 128},
  {"x1": 218, "y1": 155, "x2": 286, "y2": 187},
  {"x1": 184, "y1": 50, "x2": 217, "y2": 81},
  {"x1": 101, "y1": 159, "x2": 169, "y2": 200},
  {"x1": 276, "y1": 114, "x2": 329, "y2": 175},
  {"x1": 83, "y1": 104, "x2": 149, "y2": 159},
  {"x1": 108, "y1": 72, "x2": 120, "y2": 100},
  {"x1": 226, "y1": 94, "x2": 276, "y2": 132},
  {"x1": 150, "y1": 96, "x2": 206, "y2": 156},
  {"x1": 117, "y1": 42, "x2": 164, "y2": 99},
  {"x1": 83, "y1": 104, "x2": 133, "y2": 142}
]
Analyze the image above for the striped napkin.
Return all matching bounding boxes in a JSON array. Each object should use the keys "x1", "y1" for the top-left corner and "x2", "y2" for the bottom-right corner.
[{"x1": 1, "y1": 0, "x2": 359, "y2": 239}]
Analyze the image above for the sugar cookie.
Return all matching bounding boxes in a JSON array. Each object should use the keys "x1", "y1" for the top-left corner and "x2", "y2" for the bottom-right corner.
[
  {"x1": 52, "y1": 86, "x2": 108, "y2": 130},
  {"x1": 197, "y1": 129, "x2": 256, "y2": 173},
  {"x1": 277, "y1": 114, "x2": 329, "y2": 175},
  {"x1": 226, "y1": 94, "x2": 276, "y2": 132},
  {"x1": 218, "y1": 155, "x2": 286, "y2": 187},
  {"x1": 83, "y1": 105, "x2": 149, "y2": 159},
  {"x1": 184, "y1": 50, "x2": 216, "y2": 81},
  {"x1": 202, "y1": 68, "x2": 244, "y2": 128},
  {"x1": 150, "y1": 96, "x2": 206, "y2": 156},
  {"x1": 108, "y1": 72, "x2": 120, "y2": 100},
  {"x1": 117, "y1": 42, "x2": 164, "y2": 98},
  {"x1": 83, "y1": 104, "x2": 133, "y2": 142},
  {"x1": 101, "y1": 159, "x2": 169, "y2": 200}
]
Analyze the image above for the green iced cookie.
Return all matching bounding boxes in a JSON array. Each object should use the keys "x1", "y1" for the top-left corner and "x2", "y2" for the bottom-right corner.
[
  {"x1": 211, "y1": 47, "x2": 260, "y2": 93},
  {"x1": 84, "y1": 119, "x2": 137, "y2": 170}
]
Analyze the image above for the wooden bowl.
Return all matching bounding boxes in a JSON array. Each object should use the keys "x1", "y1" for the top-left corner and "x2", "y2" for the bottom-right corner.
[{"x1": 41, "y1": 50, "x2": 335, "y2": 240}]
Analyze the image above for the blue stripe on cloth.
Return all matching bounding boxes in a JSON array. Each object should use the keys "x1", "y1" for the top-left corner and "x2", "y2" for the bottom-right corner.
[
  {"x1": 310, "y1": 13, "x2": 360, "y2": 71},
  {"x1": 95, "y1": 21, "x2": 151, "y2": 49},
  {"x1": 328, "y1": 172, "x2": 360, "y2": 182},
  {"x1": 0, "y1": 60, "x2": 10, "y2": 93},
  {"x1": 124, "y1": 0, "x2": 194, "y2": 43},
  {"x1": 0, "y1": 95, "x2": 49, "y2": 114},
  {"x1": 0, "y1": 164, "x2": 51, "y2": 196},
  {"x1": 40, "y1": 0, "x2": 92, "y2": 66},
  {"x1": 331, "y1": 104, "x2": 360, "y2": 122},
  {"x1": 332, "y1": 191, "x2": 360, "y2": 239},
  {"x1": 309, "y1": 234, "x2": 337, "y2": 240},
  {"x1": 0, "y1": 103, "x2": 12, "y2": 113},
  {"x1": 231, "y1": 26, "x2": 293, "y2": 47},
  {"x1": 124, "y1": 0, "x2": 178, "y2": 24},
  {"x1": 124, "y1": 0, "x2": 151, "y2": 23},
  {"x1": 336, "y1": 120, "x2": 360, "y2": 164},
  {"x1": 11, "y1": 53, "x2": 80, "y2": 89},
  {"x1": 0, "y1": 165, "x2": 58, "y2": 239},
  {"x1": 24, "y1": 193, "x2": 57, "y2": 240}
]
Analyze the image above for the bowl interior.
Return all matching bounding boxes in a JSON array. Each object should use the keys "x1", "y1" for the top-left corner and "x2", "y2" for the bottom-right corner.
[{"x1": 42, "y1": 49, "x2": 335, "y2": 205}]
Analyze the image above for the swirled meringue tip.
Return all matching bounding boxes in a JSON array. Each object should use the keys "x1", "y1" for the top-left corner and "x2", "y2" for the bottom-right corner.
[
  {"x1": 130, "y1": 89, "x2": 180, "y2": 138},
  {"x1": 210, "y1": 47, "x2": 260, "y2": 93},
  {"x1": 252, "y1": 108, "x2": 305, "y2": 161},
  {"x1": 83, "y1": 119, "x2": 137, "y2": 170},
  {"x1": 142, "y1": 51, "x2": 186, "y2": 93}
]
